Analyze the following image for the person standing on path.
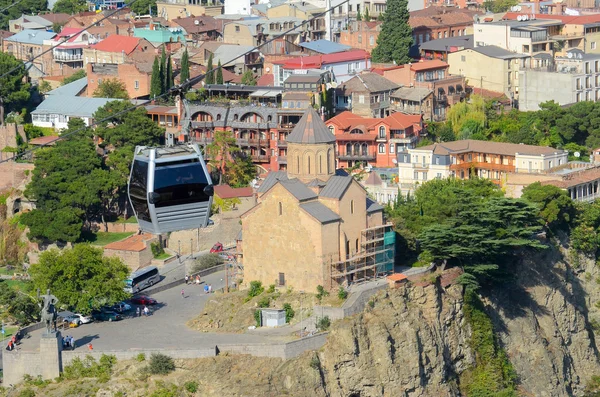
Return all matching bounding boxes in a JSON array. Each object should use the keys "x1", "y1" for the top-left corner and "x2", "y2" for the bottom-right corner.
[
  {"x1": 88, "y1": 343, "x2": 93, "y2": 351},
  {"x1": 143, "y1": 306, "x2": 149, "y2": 316},
  {"x1": 181, "y1": 288, "x2": 185, "y2": 298},
  {"x1": 136, "y1": 307, "x2": 140, "y2": 317},
  {"x1": 185, "y1": 275, "x2": 189, "y2": 285}
]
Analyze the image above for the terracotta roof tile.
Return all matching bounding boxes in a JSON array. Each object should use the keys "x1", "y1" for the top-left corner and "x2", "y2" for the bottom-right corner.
[
  {"x1": 104, "y1": 234, "x2": 152, "y2": 252},
  {"x1": 418, "y1": 139, "x2": 564, "y2": 156},
  {"x1": 91, "y1": 35, "x2": 141, "y2": 54},
  {"x1": 29, "y1": 136, "x2": 58, "y2": 146},
  {"x1": 410, "y1": 59, "x2": 448, "y2": 71},
  {"x1": 257, "y1": 73, "x2": 274, "y2": 86},
  {"x1": 214, "y1": 184, "x2": 254, "y2": 199},
  {"x1": 541, "y1": 166, "x2": 600, "y2": 189}
]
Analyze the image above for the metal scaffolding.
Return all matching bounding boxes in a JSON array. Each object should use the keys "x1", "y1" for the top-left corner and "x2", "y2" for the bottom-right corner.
[{"x1": 326, "y1": 224, "x2": 395, "y2": 289}]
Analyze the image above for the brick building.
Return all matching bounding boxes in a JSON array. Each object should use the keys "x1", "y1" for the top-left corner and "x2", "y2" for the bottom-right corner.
[
  {"x1": 3, "y1": 30, "x2": 57, "y2": 75},
  {"x1": 336, "y1": 72, "x2": 400, "y2": 118},
  {"x1": 326, "y1": 111, "x2": 423, "y2": 168},
  {"x1": 338, "y1": 21, "x2": 382, "y2": 53},
  {"x1": 86, "y1": 61, "x2": 153, "y2": 99},
  {"x1": 63, "y1": 15, "x2": 133, "y2": 40},
  {"x1": 409, "y1": 7, "x2": 479, "y2": 50},
  {"x1": 240, "y1": 107, "x2": 392, "y2": 291},
  {"x1": 83, "y1": 35, "x2": 154, "y2": 65}
]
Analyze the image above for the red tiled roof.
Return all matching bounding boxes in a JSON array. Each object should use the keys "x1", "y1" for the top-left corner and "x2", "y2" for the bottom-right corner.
[
  {"x1": 471, "y1": 87, "x2": 509, "y2": 101},
  {"x1": 382, "y1": 112, "x2": 417, "y2": 130},
  {"x1": 502, "y1": 12, "x2": 600, "y2": 25},
  {"x1": 273, "y1": 50, "x2": 370, "y2": 69},
  {"x1": 541, "y1": 167, "x2": 600, "y2": 189},
  {"x1": 0, "y1": 30, "x2": 14, "y2": 39},
  {"x1": 214, "y1": 184, "x2": 254, "y2": 199},
  {"x1": 326, "y1": 111, "x2": 378, "y2": 131},
  {"x1": 57, "y1": 27, "x2": 83, "y2": 38},
  {"x1": 410, "y1": 59, "x2": 448, "y2": 71},
  {"x1": 257, "y1": 73, "x2": 274, "y2": 86},
  {"x1": 29, "y1": 136, "x2": 58, "y2": 146},
  {"x1": 91, "y1": 35, "x2": 141, "y2": 54},
  {"x1": 104, "y1": 233, "x2": 152, "y2": 252}
]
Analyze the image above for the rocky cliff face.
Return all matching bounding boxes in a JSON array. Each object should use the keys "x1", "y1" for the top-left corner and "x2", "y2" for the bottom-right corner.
[
  {"x1": 279, "y1": 283, "x2": 474, "y2": 397},
  {"x1": 485, "y1": 243, "x2": 600, "y2": 397}
]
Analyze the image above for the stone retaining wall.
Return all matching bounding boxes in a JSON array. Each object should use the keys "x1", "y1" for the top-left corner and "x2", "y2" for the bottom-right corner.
[
  {"x1": 216, "y1": 333, "x2": 327, "y2": 360},
  {"x1": 61, "y1": 347, "x2": 217, "y2": 365}
]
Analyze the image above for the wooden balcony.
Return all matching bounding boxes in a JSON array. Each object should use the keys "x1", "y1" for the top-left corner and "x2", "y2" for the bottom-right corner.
[
  {"x1": 449, "y1": 162, "x2": 515, "y2": 172},
  {"x1": 252, "y1": 154, "x2": 270, "y2": 162}
]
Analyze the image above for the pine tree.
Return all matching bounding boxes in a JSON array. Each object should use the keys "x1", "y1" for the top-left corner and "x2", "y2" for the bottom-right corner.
[
  {"x1": 205, "y1": 54, "x2": 214, "y2": 85},
  {"x1": 150, "y1": 57, "x2": 162, "y2": 98},
  {"x1": 216, "y1": 60, "x2": 223, "y2": 84},
  {"x1": 356, "y1": 10, "x2": 362, "y2": 21},
  {"x1": 159, "y1": 46, "x2": 167, "y2": 94},
  {"x1": 166, "y1": 54, "x2": 174, "y2": 92},
  {"x1": 180, "y1": 48, "x2": 190, "y2": 83},
  {"x1": 364, "y1": 7, "x2": 370, "y2": 21},
  {"x1": 371, "y1": 0, "x2": 413, "y2": 65}
]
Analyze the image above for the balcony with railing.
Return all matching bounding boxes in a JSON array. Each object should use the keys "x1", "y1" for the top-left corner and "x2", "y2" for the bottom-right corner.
[
  {"x1": 278, "y1": 156, "x2": 287, "y2": 164},
  {"x1": 450, "y1": 161, "x2": 515, "y2": 173},
  {"x1": 337, "y1": 150, "x2": 377, "y2": 161},
  {"x1": 251, "y1": 154, "x2": 270, "y2": 162},
  {"x1": 53, "y1": 52, "x2": 83, "y2": 62}
]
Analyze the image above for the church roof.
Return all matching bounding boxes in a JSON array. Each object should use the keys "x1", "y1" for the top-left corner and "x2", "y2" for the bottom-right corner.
[
  {"x1": 319, "y1": 175, "x2": 353, "y2": 199},
  {"x1": 366, "y1": 197, "x2": 384, "y2": 213},
  {"x1": 364, "y1": 172, "x2": 383, "y2": 186},
  {"x1": 257, "y1": 171, "x2": 288, "y2": 193},
  {"x1": 286, "y1": 107, "x2": 336, "y2": 144},
  {"x1": 280, "y1": 179, "x2": 318, "y2": 201},
  {"x1": 300, "y1": 202, "x2": 341, "y2": 224}
]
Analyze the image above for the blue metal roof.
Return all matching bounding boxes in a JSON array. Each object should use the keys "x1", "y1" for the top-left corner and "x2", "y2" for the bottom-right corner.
[
  {"x1": 47, "y1": 77, "x2": 87, "y2": 97},
  {"x1": 32, "y1": 96, "x2": 128, "y2": 118},
  {"x1": 299, "y1": 40, "x2": 351, "y2": 55},
  {"x1": 5, "y1": 29, "x2": 56, "y2": 45}
]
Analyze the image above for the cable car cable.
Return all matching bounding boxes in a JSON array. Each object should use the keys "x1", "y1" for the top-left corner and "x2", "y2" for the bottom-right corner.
[
  {"x1": 0, "y1": 0, "x2": 141, "y2": 81},
  {"x1": 0, "y1": 0, "x2": 352, "y2": 164},
  {"x1": 0, "y1": 0, "x2": 26, "y2": 15}
]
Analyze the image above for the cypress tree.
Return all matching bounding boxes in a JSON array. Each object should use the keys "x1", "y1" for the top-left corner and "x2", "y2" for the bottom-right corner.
[
  {"x1": 159, "y1": 46, "x2": 166, "y2": 93},
  {"x1": 371, "y1": 0, "x2": 413, "y2": 65},
  {"x1": 364, "y1": 7, "x2": 369, "y2": 21},
  {"x1": 205, "y1": 54, "x2": 214, "y2": 85},
  {"x1": 180, "y1": 48, "x2": 190, "y2": 83},
  {"x1": 216, "y1": 60, "x2": 223, "y2": 84},
  {"x1": 150, "y1": 57, "x2": 162, "y2": 98},
  {"x1": 166, "y1": 54, "x2": 174, "y2": 91}
]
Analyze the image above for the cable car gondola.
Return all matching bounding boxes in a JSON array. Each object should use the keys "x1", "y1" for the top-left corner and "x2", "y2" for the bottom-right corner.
[{"x1": 127, "y1": 144, "x2": 214, "y2": 234}]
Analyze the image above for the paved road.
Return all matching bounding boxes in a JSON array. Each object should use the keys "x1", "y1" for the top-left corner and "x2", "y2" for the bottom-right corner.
[{"x1": 19, "y1": 270, "x2": 285, "y2": 353}]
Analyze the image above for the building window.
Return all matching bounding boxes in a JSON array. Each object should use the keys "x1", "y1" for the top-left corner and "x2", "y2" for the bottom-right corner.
[
  {"x1": 278, "y1": 202, "x2": 282, "y2": 215},
  {"x1": 378, "y1": 126, "x2": 385, "y2": 138},
  {"x1": 271, "y1": 132, "x2": 275, "y2": 140},
  {"x1": 134, "y1": 80, "x2": 139, "y2": 89},
  {"x1": 461, "y1": 55, "x2": 466, "y2": 62},
  {"x1": 369, "y1": 35, "x2": 374, "y2": 46},
  {"x1": 235, "y1": 26, "x2": 240, "y2": 32},
  {"x1": 389, "y1": 143, "x2": 395, "y2": 153},
  {"x1": 422, "y1": 172, "x2": 427, "y2": 181},
  {"x1": 378, "y1": 143, "x2": 385, "y2": 153},
  {"x1": 358, "y1": 34, "x2": 362, "y2": 43},
  {"x1": 351, "y1": 200, "x2": 354, "y2": 214},
  {"x1": 359, "y1": 95, "x2": 365, "y2": 104},
  {"x1": 593, "y1": 42, "x2": 597, "y2": 50},
  {"x1": 437, "y1": 173, "x2": 442, "y2": 178},
  {"x1": 414, "y1": 171, "x2": 418, "y2": 180},
  {"x1": 308, "y1": 156, "x2": 311, "y2": 174}
]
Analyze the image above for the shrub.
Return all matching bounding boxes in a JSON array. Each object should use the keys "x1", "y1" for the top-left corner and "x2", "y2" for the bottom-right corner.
[
  {"x1": 267, "y1": 284, "x2": 276, "y2": 293},
  {"x1": 248, "y1": 281, "x2": 264, "y2": 298},
  {"x1": 18, "y1": 389, "x2": 35, "y2": 397},
  {"x1": 368, "y1": 300, "x2": 375, "y2": 309},
  {"x1": 150, "y1": 242, "x2": 164, "y2": 258},
  {"x1": 337, "y1": 287, "x2": 348, "y2": 300},
  {"x1": 192, "y1": 253, "x2": 224, "y2": 273},
  {"x1": 590, "y1": 319, "x2": 600, "y2": 332},
  {"x1": 316, "y1": 285, "x2": 329, "y2": 302},
  {"x1": 148, "y1": 353, "x2": 175, "y2": 375},
  {"x1": 309, "y1": 354, "x2": 320, "y2": 370},
  {"x1": 283, "y1": 303, "x2": 295, "y2": 323},
  {"x1": 257, "y1": 296, "x2": 270, "y2": 308},
  {"x1": 184, "y1": 381, "x2": 198, "y2": 393},
  {"x1": 316, "y1": 316, "x2": 331, "y2": 331},
  {"x1": 150, "y1": 381, "x2": 179, "y2": 397},
  {"x1": 254, "y1": 309, "x2": 261, "y2": 327},
  {"x1": 136, "y1": 353, "x2": 146, "y2": 362},
  {"x1": 62, "y1": 354, "x2": 116, "y2": 382}
]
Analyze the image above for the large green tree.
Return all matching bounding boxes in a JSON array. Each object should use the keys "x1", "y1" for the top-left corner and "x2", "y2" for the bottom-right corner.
[
  {"x1": 165, "y1": 54, "x2": 174, "y2": 92},
  {"x1": 93, "y1": 78, "x2": 129, "y2": 99},
  {"x1": 159, "y1": 46, "x2": 167, "y2": 94},
  {"x1": 522, "y1": 182, "x2": 575, "y2": 231},
  {"x1": 0, "y1": 280, "x2": 38, "y2": 325},
  {"x1": 180, "y1": 48, "x2": 190, "y2": 84},
  {"x1": 371, "y1": 0, "x2": 413, "y2": 64},
  {"x1": 241, "y1": 70, "x2": 256, "y2": 86},
  {"x1": 0, "y1": 0, "x2": 46, "y2": 30},
  {"x1": 21, "y1": 120, "x2": 101, "y2": 242},
  {"x1": 29, "y1": 244, "x2": 130, "y2": 314},
  {"x1": 93, "y1": 100, "x2": 164, "y2": 147},
  {"x1": 205, "y1": 54, "x2": 215, "y2": 85},
  {"x1": 216, "y1": 60, "x2": 223, "y2": 84},
  {"x1": 0, "y1": 52, "x2": 31, "y2": 125},
  {"x1": 150, "y1": 57, "x2": 162, "y2": 98},
  {"x1": 206, "y1": 130, "x2": 240, "y2": 185},
  {"x1": 227, "y1": 152, "x2": 257, "y2": 188},
  {"x1": 129, "y1": 0, "x2": 157, "y2": 16},
  {"x1": 62, "y1": 70, "x2": 87, "y2": 86},
  {"x1": 52, "y1": 0, "x2": 87, "y2": 14}
]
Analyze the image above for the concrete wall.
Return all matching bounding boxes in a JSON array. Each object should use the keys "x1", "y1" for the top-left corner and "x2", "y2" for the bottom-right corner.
[
  {"x1": 518, "y1": 70, "x2": 575, "y2": 111},
  {"x1": 217, "y1": 333, "x2": 327, "y2": 360},
  {"x1": 103, "y1": 245, "x2": 154, "y2": 272},
  {"x1": 0, "y1": 162, "x2": 34, "y2": 189},
  {"x1": 62, "y1": 347, "x2": 217, "y2": 366},
  {"x1": 448, "y1": 49, "x2": 509, "y2": 96}
]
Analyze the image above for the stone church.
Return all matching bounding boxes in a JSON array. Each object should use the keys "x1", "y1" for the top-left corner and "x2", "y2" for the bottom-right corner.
[{"x1": 240, "y1": 108, "x2": 393, "y2": 292}]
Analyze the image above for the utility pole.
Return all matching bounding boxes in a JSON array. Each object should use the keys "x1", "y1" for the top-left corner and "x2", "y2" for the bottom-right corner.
[{"x1": 178, "y1": 240, "x2": 181, "y2": 263}]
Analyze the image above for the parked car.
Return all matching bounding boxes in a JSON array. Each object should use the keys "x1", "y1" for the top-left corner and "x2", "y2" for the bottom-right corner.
[
  {"x1": 210, "y1": 242, "x2": 223, "y2": 253},
  {"x1": 218, "y1": 252, "x2": 234, "y2": 261},
  {"x1": 111, "y1": 302, "x2": 132, "y2": 313},
  {"x1": 91, "y1": 310, "x2": 122, "y2": 322},
  {"x1": 62, "y1": 315, "x2": 81, "y2": 326},
  {"x1": 73, "y1": 313, "x2": 93, "y2": 324},
  {"x1": 129, "y1": 296, "x2": 157, "y2": 305}
]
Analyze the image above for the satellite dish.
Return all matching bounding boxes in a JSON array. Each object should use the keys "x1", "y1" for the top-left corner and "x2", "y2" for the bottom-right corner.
[
  {"x1": 392, "y1": 159, "x2": 398, "y2": 164},
  {"x1": 516, "y1": 5, "x2": 522, "y2": 10},
  {"x1": 574, "y1": 152, "x2": 581, "y2": 157},
  {"x1": 265, "y1": 67, "x2": 270, "y2": 72},
  {"x1": 517, "y1": 15, "x2": 523, "y2": 21},
  {"x1": 568, "y1": 52, "x2": 573, "y2": 58}
]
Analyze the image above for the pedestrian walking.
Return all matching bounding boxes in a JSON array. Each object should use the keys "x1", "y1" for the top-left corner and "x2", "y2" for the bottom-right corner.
[
  {"x1": 195, "y1": 275, "x2": 200, "y2": 285},
  {"x1": 185, "y1": 274, "x2": 189, "y2": 285},
  {"x1": 88, "y1": 343, "x2": 93, "y2": 351},
  {"x1": 181, "y1": 288, "x2": 185, "y2": 298},
  {"x1": 143, "y1": 306, "x2": 149, "y2": 316},
  {"x1": 204, "y1": 284, "x2": 209, "y2": 294},
  {"x1": 70, "y1": 336, "x2": 75, "y2": 350},
  {"x1": 208, "y1": 284, "x2": 212, "y2": 293},
  {"x1": 136, "y1": 307, "x2": 141, "y2": 317}
]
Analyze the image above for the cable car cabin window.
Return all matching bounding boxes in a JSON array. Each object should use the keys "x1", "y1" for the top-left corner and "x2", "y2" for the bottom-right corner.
[
  {"x1": 153, "y1": 159, "x2": 210, "y2": 208},
  {"x1": 130, "y1": 160, "x2": 151, "y2": 221}
]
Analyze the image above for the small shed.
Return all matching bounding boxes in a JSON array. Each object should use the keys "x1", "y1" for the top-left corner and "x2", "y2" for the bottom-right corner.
[
  {"x1": 260, "y1": 308, "x2": 286, "y2": 327},
  {"x1": 387, "y1": 273, "x2": 408, "y2": 289}
]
